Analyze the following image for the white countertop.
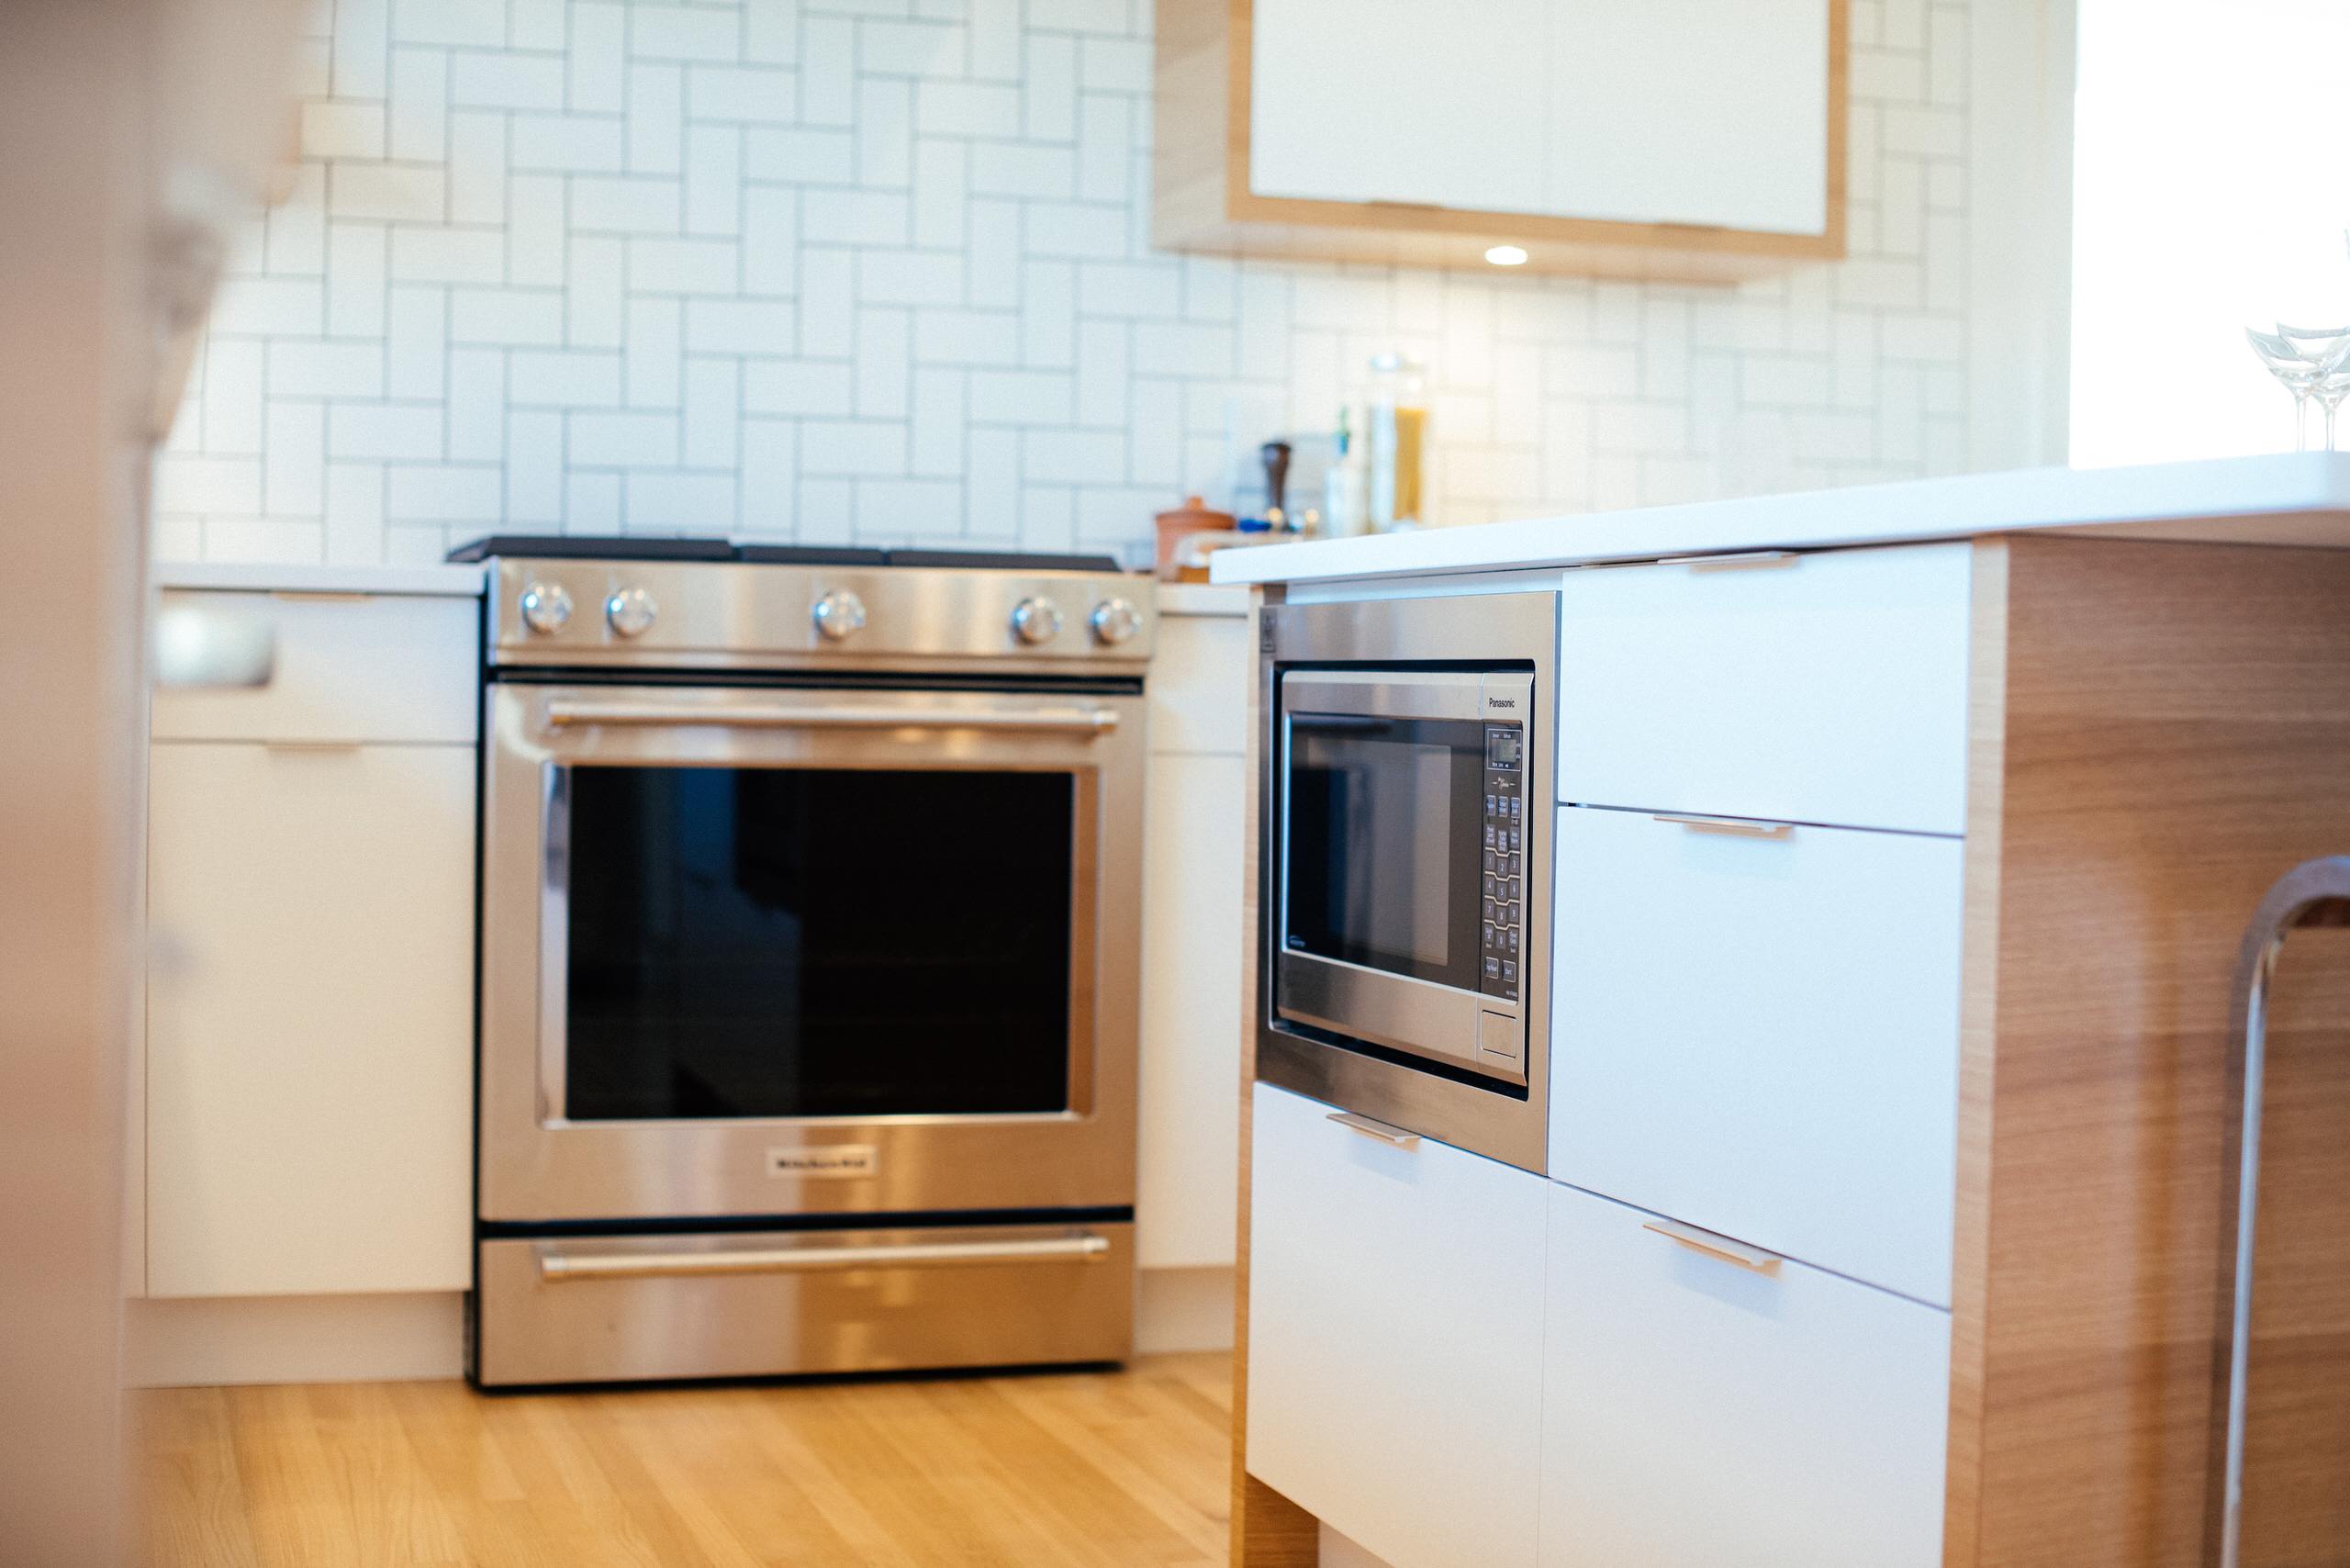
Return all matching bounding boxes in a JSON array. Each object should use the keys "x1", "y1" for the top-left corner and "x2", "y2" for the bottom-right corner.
[
  {"x1": 1209, "y1": 454, "x2": 2350, "y2": 587},
  {"x1": 154, "y1": 561, "x2": 488, "y2": 596}
]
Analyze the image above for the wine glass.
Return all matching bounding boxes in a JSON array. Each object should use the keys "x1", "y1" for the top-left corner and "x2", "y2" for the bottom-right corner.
[
  {"x1": 2318, "y1": 367, "x2": 2350, "y2": 452},
  {"x1": 2280, "y1": 325, "x2": 2350, "y2": 451},
  {"x1": 2248, "y1": 328, "x2": 2327, "y2": 451}
]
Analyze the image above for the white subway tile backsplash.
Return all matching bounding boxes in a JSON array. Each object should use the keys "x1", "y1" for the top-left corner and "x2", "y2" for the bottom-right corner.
[
  {"x1": 510, "y1": 349, "x2": 625, "y2": 407},
  {"x1": 684, "y1": 357, "x2": 742, "y2": 468},
  {"x1": 571, "y1": 409, "x2": 682, "y2": 465},
  {"x1": 167, "y1": 0, "x2": 1980, "y2": 566},
  {"x1": 627, "y1": 297, "x2": 686, "y2": 406},
  {"x1": 627, "y1": 470, "x2": 739, "y2": 530},
  {"x1": 692, "y1": 65, "x2": 800, "y2": 125},
  {"x1": 569, "y1": 4, "x2": 629, "y2": 111},
  {"x1": 568, "y1": 235, "x2": 628, "y2": 345},
  {"x1": 449, "y1": 111, "x2": 511, "y2": 223},
  {"x1": 628, "y1": 62, "x2": 687, "y2": 174},
  {"x1": 387, "y1": 46, "x2": 452, "y2": 162},
  {"x1": 745, "y1": 357, "x2": 853, "y2": 414},
  {"x1": 571, "y1": 175, "x2": 684, "y2": 233},
  {"x1": 388, "y1": 223, "x2": 503, "y2": 284},
  {"x1": 271, "y1": 340, "x2": 386, "y2": 400},
  {"x1": 452, "y1": 287, "x2": 567, "y2": 344},
  {"x1": 452, "y1": 50, "x2": 567, "y2": 109},
  {"x1": 330, "y1": 402, "x2": 445, "y2": 460},
  {"x1": 632, "y1": 6, "x2": 746, "y2": 62}
]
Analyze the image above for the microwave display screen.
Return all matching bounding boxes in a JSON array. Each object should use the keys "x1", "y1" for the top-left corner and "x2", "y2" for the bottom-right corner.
[{"x1": 1283, "y1": 715, "x2": 1484, "y2": 991}]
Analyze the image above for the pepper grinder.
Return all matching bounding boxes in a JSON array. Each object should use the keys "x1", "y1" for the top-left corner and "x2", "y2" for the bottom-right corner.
[{"x1": 1259, "y1": 441, "x2": 1295, "y2": 533}]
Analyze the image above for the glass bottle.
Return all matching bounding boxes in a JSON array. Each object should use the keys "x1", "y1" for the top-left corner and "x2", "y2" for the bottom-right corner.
[{"x1": 1366, "y1": 353, "x2": 1428, "y2": 531}]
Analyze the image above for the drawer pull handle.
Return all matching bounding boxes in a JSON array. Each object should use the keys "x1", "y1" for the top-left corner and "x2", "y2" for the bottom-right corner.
[
  {"x1": 538, "y1": 1232, "x2": 1111, "y2": 1282},
  {"x1": 1326, "y1": 1111, "x2": 1421, "y2": 1149},
  {"x1": 1659, "y1": 550, "x2": 1799, "y2": 573},
  {"x1": 1652, "y1": 813, "x2": 1796, "y2": 840},
  {"x1": 1643, "y1": 1219, "x2": 1783, "y2": 1273}
]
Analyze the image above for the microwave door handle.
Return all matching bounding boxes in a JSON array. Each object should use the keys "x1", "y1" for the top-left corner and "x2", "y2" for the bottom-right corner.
[{"x1": 543, "y1": 699, "x2": 1120, "y2": 736}]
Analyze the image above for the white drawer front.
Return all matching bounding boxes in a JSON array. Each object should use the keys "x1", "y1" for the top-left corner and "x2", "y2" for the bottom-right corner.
[
  {"x1": 1148, "y1": 612, "x2": 1250, "y2": 756},
  {"x1": 1541, "y1": 1182, "x2": 1951, "y2": 1568},
  {"x1": 1550, "y1": 805, "x2": 1962, "y2": 1304},
  {"x1": 1247, "y1": 1082, "x2": 1545, "y2": 1568},
  {"x1": 151, "y1": 590, "x2": 478, "y2": 745},
  {"x1": 1557, "y1": 543, "x2": 1971, "y2": 834}
]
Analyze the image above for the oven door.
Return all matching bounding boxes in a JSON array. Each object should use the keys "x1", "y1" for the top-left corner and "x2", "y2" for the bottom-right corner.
[
  {"x1": 479, "y1": 678, "x2": 1145, "y2": 1223},
  {"x1": 1276, "y1": 670, "x2": 1531, "y2": 1085}
]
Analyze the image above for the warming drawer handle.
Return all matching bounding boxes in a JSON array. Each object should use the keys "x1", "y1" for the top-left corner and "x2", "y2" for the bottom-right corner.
[
  {"x1": 1325, "y1": 1111, "x2": 1422, "y2": 1149},
  {"x1": 1642, "y1": 1218, "x2": 1784, "y2": 1273},
  {"x1": 543, "y1": 699, "x2": 1119, "y2": 736},
  {"x1": 536, "y1": 1233, "x2": 1113, "y2": 1282},
  {"x1": 1651, "y1": 813, "x2": 1796, "y2": 841}
]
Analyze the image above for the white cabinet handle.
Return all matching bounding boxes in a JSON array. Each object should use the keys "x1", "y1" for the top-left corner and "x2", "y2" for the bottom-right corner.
[
  {"x1": 1658, "y1": 550, "x2": 1799, "y2": 572},
  {"x1": 1643, "y1": 1218, "x2": 1783, "y2": 1273},
  {"x1": 1651, "y1": 813, "x2": 1796, "y2": 840},
  {"x1": 1325, "y1": 1111, "x2": 1421, "y2": 1149}
]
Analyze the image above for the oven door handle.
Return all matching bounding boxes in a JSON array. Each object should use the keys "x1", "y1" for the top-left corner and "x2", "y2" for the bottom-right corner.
[
  {"x1": 543, "y1": 699, "x2": 1120, "y2": 736},
  {"x1": 535, "y1": 1232, "x2": 1113, "y2": 1282}
]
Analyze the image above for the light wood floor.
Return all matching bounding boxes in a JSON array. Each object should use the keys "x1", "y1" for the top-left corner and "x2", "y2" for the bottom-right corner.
[{"x1": 138, "y1": 1354, "x2": 1234, "y2": 1568}]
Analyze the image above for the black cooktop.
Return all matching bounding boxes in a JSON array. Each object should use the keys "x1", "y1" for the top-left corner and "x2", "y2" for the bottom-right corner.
[{"x1": 447, "y1": 535, "x2": 1122, "y2": 573}]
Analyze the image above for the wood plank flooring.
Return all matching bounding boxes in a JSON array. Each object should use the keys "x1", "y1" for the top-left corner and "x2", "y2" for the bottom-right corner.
[{"x1": 138, "y1": 1354, "x2": 1234, "y2": 1568}]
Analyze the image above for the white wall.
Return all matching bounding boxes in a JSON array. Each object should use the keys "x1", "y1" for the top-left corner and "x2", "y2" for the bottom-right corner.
[
  {"x1": 2070, "y1": 0, "x2": 2350, "y2": 466},
  {"x1": 155, "y1": 0, "x2": 1992, "y2": 567}
]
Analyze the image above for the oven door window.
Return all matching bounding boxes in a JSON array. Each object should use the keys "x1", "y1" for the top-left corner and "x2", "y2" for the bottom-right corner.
[
  {"x1": 561, "y1": 766, "x2": 1074, "y2": 1121},
  {"x1": 1283, "y1": 715, "x2": 1483, "y2": 991}
]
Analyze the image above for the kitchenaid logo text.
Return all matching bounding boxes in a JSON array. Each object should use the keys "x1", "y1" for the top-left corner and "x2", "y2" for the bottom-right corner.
[{"x1": 767, "y1": 1146, "x2": 878, "y2": 1179}]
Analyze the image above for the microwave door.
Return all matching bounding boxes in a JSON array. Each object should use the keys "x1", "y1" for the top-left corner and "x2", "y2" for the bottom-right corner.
[{"x1": 1276, "y1": 695, "x2": 1520, "y2": 1082}]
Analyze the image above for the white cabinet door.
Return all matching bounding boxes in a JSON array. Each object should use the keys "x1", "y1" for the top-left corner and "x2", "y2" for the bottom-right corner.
[
  {"x1": 1542, "y1": 1182, "x2": 1950, "y2": 1568},
  {"x1": 1248, "y1": 0, "x2": 1550, "y2": 215},
  {"x1": 1550, "y1": 805, "x2": 1962, "y2": 1305},
  {"x1": 1547, "y1": 0, "x2": 1832, "y2": 234},
  {"x1": 146, "y1": 742, "x2": 475, "y2": 1298},
  {"x1": 1557, "y1": 543, "x2": 1973, "y2": 834},
  {"x1": 1247, "y1": 1082, "x2": 1545, "y2": 1568},
  {"x1": 1136, "y1": 752, "x2": 1248, "y2": 1270}
]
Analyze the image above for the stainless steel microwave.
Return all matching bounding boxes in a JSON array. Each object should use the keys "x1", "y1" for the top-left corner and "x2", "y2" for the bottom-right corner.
[{"x1": 1258, "y1": 590, "x2": 1556, "y2": 1172}]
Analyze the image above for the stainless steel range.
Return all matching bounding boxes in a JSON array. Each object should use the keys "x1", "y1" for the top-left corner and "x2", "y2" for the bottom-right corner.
[{"x1": 459, "y1": 538, "x2": 1153, "y2": 1387}]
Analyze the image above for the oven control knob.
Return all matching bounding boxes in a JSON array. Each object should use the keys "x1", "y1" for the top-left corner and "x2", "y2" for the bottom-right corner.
[
  {"x1": 605, "y1": 587, "x2": 657, "y2": 638},
  {"x1": 1089, "y1": 597, "x2": 1142, "y2": 646},
  {"x1": 1010, "y1": 597, "x2": 1062, "y2": 645},
  {"x1": 812, "y1": 589, "x2": 867, "y2": 642},
  {"x1": 519, "y1": 581, "x2": 572, "y2": 635}
]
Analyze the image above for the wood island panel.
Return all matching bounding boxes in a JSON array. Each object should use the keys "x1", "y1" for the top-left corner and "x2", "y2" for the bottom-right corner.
[{"x1": 1947, "y1": 535, "x2": 2350, "y2": 1568}]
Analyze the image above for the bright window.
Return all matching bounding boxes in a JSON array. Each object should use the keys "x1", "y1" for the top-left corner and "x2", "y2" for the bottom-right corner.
[{"x1": 2069, "y1": 0, "x2": 2350, "y2": 465}]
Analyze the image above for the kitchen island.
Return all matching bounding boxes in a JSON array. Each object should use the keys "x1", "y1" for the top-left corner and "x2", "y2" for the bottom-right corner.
[{"x1": 1215, "y1": 453, "x2": 2350, "y2": 1568}]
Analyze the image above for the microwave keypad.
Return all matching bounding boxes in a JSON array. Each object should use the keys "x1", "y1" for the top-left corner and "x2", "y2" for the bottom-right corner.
[{"x1": 1482, "y1": 725, "x2": 1523, "y2": 1000}]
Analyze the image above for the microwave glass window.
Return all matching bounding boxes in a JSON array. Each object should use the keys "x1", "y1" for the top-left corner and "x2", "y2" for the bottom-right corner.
[
  {"x1": 1284, "y1": 715, "x2": 1483, "y2": 991},
  {"x1": 561, "y1": 765, "x2": 1075, "y2": 1122}
]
